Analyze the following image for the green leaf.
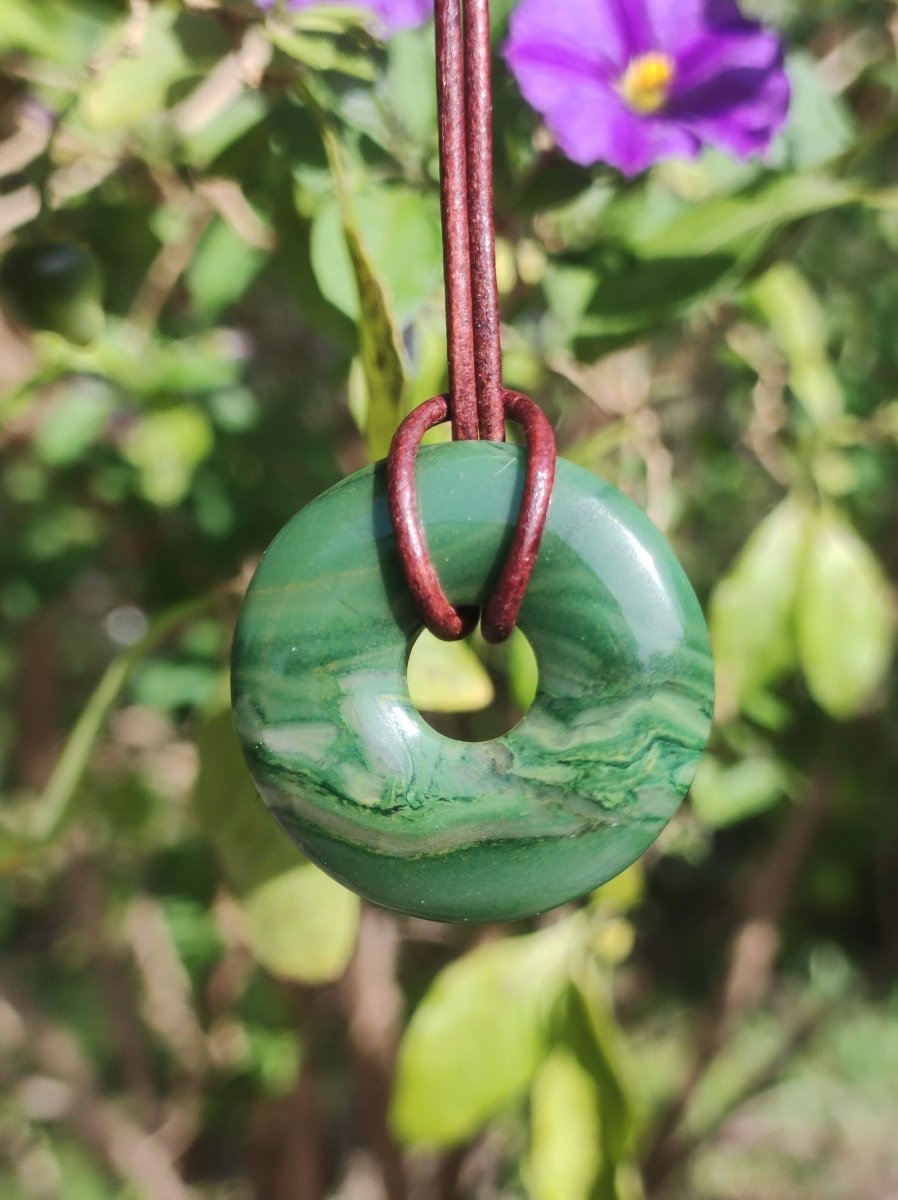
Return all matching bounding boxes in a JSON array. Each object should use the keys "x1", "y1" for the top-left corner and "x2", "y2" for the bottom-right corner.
[
  {"x1": 123, "y1": 407, "x2": 215, "y2": 507},
  {"x1": 194, "y1": 707, "x2": 360, "y2": 982},
  {"x1": 710, "y1": 496, "x2": 814, "y2": 718},
  {"x1": 181, "y1": 89, "x2": 268, "y2": 169},
  {"x1": 559, "y1": 981, "x2": 635, "y2": 1176},
  {"x1": 407, "y1": 630, "x2": 495, "y2": 714},
  {"x1": 632, "y1": 173, "x2": 863, "y2": 260},
  {"x1": 242, "y1": 865, "x2": 360, "y2": 984},
  {"x1": 507, "y1": 624, "x2": 539, "y2": 714},
  {"x1": 797, "y1": 509, "x2": 896, "y2": 718},
  {"x1": 543, "y1": 262, "x2": 599, "y2": 342},
  {"x1": 578, "y1": 252, "x2": 736, "y2": 339},
  {"x1": 391, "y1": 922, "x2": 579, "y2": 1148},
  {"x1": 0, "y1": 0, "x2": 115, "y2": 63},
  {"x1": 774, "y1": 53, "x2": 855, "y2": 171},
  {"x1": 309, "y1": 185, "x2": 443, "y2": 326},
  {"x1": 545, "y1": 979, "x2": 637, "y2": 1200},
  {"x1": 269, "y1": 22, "x2": 376, "y2": 79},
  {"x1": 80, "y1": 4, "x2": 194, "y2": 130},
  {"x1": 573, "y1": 172, "x2": 870, "y2": 343},
  {"x1": 752, "y1": 263, "x2": 843, "y2": 427},
  {"x1": 131, "y1": 659, "x2": 220, "y2": 712},
  {"x1": 348, "y1": 231, "x2": 407, "y2": 460},
  {"x1": 527, "y1": 1048, "x2": 603, "y2": 1200},
  {"x1": 194, "y1": 707, "x2": 302, "y2": 895},
  {"x1": 186, "y1": 219, "x2": 267, "y2": 319},
  {"x1": 690, "y1": 755, "x2": 790, "y2": 828},
  {"x1": 34, "y1": 381, "x2": 114, "y2": 465},
  {"x1": 590, "y1": 864, "x2": 644, "y2": 915},
  {"x1": 36, "y1": 325, "x2": 242, "y2": 396},
  {"x1": 297, "y1": 83, "x2": 412, "y2": 459},
  {"x1": 385, "y1": 25, "x2": 438, "y2": 149}
]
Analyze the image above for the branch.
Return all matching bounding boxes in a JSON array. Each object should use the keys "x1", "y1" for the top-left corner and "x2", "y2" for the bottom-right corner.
[
  {"x1": 62, "y1": 851, "x2": 160, "y2": 1127},
  {"x1": 339, "y1": 906, "x2": 408, "y2": 1200}
]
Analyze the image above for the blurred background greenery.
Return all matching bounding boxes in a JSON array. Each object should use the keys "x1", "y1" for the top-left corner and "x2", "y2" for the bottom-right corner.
[{"x1": 2, "y1": 1, "x2": 898, "y2": 1197}]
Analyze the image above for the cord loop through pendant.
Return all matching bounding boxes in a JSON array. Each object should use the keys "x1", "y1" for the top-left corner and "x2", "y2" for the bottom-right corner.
[{"x1": 386, "y1": 0, "x2": 557, "y2": 642}]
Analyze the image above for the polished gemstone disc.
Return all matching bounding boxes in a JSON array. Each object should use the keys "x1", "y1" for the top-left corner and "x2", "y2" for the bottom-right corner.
[{"x1": 232, "y1": 442, "x2": 714, "y2": 923}]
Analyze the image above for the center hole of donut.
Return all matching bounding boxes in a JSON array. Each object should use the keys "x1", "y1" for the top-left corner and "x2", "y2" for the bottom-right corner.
[{"x1": 407, "y1": 625, "x2": 538, "y2": 742}]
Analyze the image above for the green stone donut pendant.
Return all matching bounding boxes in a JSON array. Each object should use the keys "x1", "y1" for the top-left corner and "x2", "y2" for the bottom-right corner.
[{"x1": 231, "y1": 441, "x2": 714, "y2": 923}]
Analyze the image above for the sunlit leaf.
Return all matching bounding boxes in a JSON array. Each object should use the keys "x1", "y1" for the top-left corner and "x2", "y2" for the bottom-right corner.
[
  {"x1": 632, "y1": 173, "x2": 863, "y2": 260},
  {"x1": 131, "y1": 660, "x2": 220, "y2": 713},
  {"x1": 797, "y1": 509, "x2": 896, "y2": 718},
  {"x1": 123, "y1": 407, "x2": 215, "y2": 508},
  {"x1": 407, "y1": 630, "x2": 495, "y2": 714},
  {"x1": 194, "y1": 707, "x2": 302, "y2": 895},
  {"x1": 302, "y1": 86, "x2": 410, "y2": 459},
  {"x1": 194, "y1": 707, "x2": 360, "y2": 982},
  {"x1": 309, "y1": 185, "x2": 443, "y2": 326},
  {"x1": 752, "y1": 263, "x2": 843, "y2": 427},
  {"x1": 385, "y1": 25, "x2": 438, "y2": 149},
  {"x1": 507, "y1": 624, "x2": 540, "y2": 713},
  {"x1": 242, "y1": 864, "x2": 360, "y2": 985},
  {"x1": 186, "y1": 219, "x2": 267, "y2": 319},
  {"x1": 572, "y1": 173, "x2": 872, "y2": 343},
  {"x1": 555, "y1": 978, "x2": 637, "y2": 1200},
  {"x1": 80, "y1": 4, "x2": 198, "y2": 130},
  {"x1": 34, "y1": 325, "x2": 242, "y2": 396},
  {"x1": 589, "y1": 918, "x2": 636, "y2": 967},
  {"x1": 690, "y1": 755, "x2": 790, "y2": 828},
  {"x1": 391, "y1": 921, "x2": 580, "y2": 1147},
  {"x1": 269, "y1": 23, "x2": 376, "y2": 78},
  {"x1": 0, "y1": 0, "x2": 115, "y2": 63},
  {"x1": 710, "y1": 495, "x2": 814, "y2": 719},
  {"x1": 774, "y1": 53, "x2": 855, "y2": 171},
  {"x1": 527, "y1": 1047, "x2": 603, "y2": 1200},
  {"x1": 34, "y1": 381, "x2": 114, "y2": 465},
  {"x1": 590, "y1": 863, "x2": 644, "y2": 915}
]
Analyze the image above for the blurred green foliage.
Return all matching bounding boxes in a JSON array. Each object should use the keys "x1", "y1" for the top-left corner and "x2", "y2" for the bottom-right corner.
[{"x1": 2, "y1": 1, "x2": 898, "y2": 1198}]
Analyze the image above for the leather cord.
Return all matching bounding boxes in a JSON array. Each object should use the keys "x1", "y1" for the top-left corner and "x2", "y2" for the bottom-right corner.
[{"x1": 386, "y1": 0, "x2": 556, "y2": 642}]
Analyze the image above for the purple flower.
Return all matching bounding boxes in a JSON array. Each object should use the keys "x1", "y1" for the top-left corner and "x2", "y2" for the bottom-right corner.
[
  {"x1": 504, "y1": 0, "x2": 790, "y2": 176},
  {"x1": 263, "y1": 0, "x2": 431, "y2": 35}
]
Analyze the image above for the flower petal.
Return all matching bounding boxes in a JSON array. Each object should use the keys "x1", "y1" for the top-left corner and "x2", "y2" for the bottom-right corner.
[
  {"x1": 369, "y1": 0, "x2": 431, "y2": 31},
  {"x1": 673, "y1": 27, "x2": 784, "y2": 93},
  {"x1": 668, "y1": 30, "x2": 790, "y2": 156},
  {"x1": 644, "y1": 0, "x2": 766, "y2": 53},
  {"x1": 505, "y1": 0, "x2": 648, "y2": 80},
  {"x1": 519, "y1": 74, "x2": 700, "y2": 176},
  {"x1": 675, "y1": 70, "x2": 790, "y2": 157},
  {"x1": 506, "y1": 0, "x2": 790, "y2": 174}
]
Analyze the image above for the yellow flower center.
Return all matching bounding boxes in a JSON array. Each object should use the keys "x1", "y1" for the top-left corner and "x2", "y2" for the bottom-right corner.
[{"x1": 620, "y1": 52, "x2": 676, "y2": 115}]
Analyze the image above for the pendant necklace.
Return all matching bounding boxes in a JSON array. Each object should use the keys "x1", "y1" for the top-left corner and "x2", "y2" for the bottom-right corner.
[{"x1": 231, "y1": 0, "x2": 715, "y2": 923}]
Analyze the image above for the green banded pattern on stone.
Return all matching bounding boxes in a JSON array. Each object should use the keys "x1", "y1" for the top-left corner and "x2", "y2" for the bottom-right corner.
[{"x1": 231, "y1": 442, "x2": 714, "y2": 923}]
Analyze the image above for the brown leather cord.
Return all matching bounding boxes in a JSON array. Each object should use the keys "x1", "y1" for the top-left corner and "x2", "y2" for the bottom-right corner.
[
  {"x1": 388, "y1": 391, "x2": 555, "y2": 643},
  {"x1": 435, "y1": 0, "x2": 478, "y2": 440},
  {"x1": 386, "y1": 0, "x2": 556, "y2": 643},
  {"x1": 463, "y1": 0, "x2": 505, "y2": 440},
  {"x1": 388, "y1": 394, "x2": 479, "y2": 641},
  {"x1": 479, "y1": 390, "x2": 556, "y2": 642}
]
